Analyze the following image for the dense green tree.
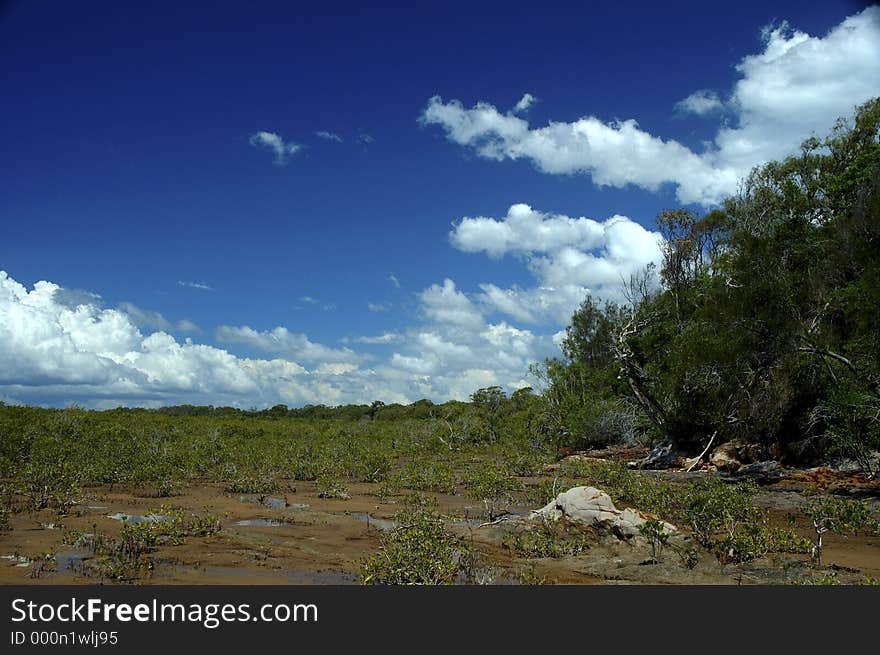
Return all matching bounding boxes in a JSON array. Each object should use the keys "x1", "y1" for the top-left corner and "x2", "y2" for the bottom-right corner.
[{"x1": 544, "y1": 98, "x2": 880, "y2": 469}]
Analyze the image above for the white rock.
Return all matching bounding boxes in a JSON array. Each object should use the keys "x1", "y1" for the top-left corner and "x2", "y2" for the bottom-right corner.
[{"x1": 530, "y1": 486, "x2": 676, "y2": 541}]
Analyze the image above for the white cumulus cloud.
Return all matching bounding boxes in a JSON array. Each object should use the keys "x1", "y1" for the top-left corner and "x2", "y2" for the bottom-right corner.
[
  {"x1": 315, "y1": 130, "x2": 343, "y2": 142},
  {"x1": 0, "y1": 271, "x2": 557, "y2": 408},
  {"x1": 249, "y1": 131, "x2": 302, "y2": 165},
  {"x1": 215, "y1": 325, "x2": 365, "y2": 365},
  {"x1": 351, "y1": 332, "x2": 402, "y2": 345},
  {"x1": 675, "y1": 89, "x2": 724, "y2": 116},
  {"x1": 0, "y1": 271, "x2": 259, "y2": 400},
  {"x1": 177, "y1": 280, "x2": 212, "y2": 291},
  {"x1": 421, "y1": 8, "x2": 880, "y2": 205},
  {"x1": 419, "y1": 278, "x2": 486, "y2": 329},
  {"x1": 450, "y1": 203, "x2": 663, "y2": 322},
  {"x1": 513, "y1": 93, "x2": 537, "y2": 113}
]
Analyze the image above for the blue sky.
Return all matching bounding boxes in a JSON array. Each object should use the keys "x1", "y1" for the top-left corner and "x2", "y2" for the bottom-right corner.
[{"x1": 1, "y1": 1, "x2": 878, "y2": 408}]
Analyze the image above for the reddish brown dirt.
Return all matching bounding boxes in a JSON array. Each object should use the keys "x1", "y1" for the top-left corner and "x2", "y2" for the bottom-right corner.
[{"x1": 1, "y1": 475, "x2": 877, "y2": 585}]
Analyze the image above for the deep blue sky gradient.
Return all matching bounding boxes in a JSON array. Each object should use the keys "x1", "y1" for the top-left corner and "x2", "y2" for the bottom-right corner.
[{"x1": 0, "y1": 0, "x2": 870, "y2": 354}]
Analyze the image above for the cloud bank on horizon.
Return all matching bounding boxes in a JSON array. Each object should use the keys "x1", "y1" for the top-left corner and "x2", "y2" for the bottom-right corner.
[{"x1": 0, "y1": 270, "x2": 559, "y2": 408}]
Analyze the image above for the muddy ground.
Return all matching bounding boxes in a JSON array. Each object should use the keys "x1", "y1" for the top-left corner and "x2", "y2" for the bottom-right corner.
[{"x1": 2, "y1": 465, "x2": 878, "y2": 585}]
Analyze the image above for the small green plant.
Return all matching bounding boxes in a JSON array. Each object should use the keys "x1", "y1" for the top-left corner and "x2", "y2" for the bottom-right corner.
[
  {"x1": 186, "y1": 513, "x2": 223, "y2": 537},
  {"x1": 387, "y1": 460, "x2": 457, "y2": 494},
  {"x1": 149, "y1": 506, "x2": 223, "y2": 540},
  {"x1": 76, "y1": 525, "x2": 114, "y2": 557},
  {"x1": 457, "y1": 551, "x2": 501, "y2": 585},
  {"x1": 558, "y1": 458, "x2": 630, "y2": 488},
  {"x1": 800, "y1": 571, "x2": 841, "y2": 586},
  {"x1": 508, "y1": 454, "x2": 549, "y2": 477},
  {"x1": 15, "y1": 460, "x2": 81, "y2": 515},
  {"x1": 154, "y1": 475, "x2": 182, "y2": 498},
  {"x1": 351, "y1": 449, "x2": 392, "y2": 483},
  {"x1": 30, "y1": 553, "x2": 57, "y2": 579},
  {"x1": 224, "y1": 473, "x2": 278, "y2": 495},
  {"x1": 0, "y1": 482, "x2": 14, "y2": 530},
  {"x1": 147, "y1": 506, "x2": 188, "y2": 545},
  {"x1": 515, "y1": 565, "x2": 548, "y2": 585},
  {"x1": 73, "y1": 524, "x2": 151, "y2": 583},
  {"x1": 316, "y1": 474, "x2": 351, "y2": 500},
  {"x1": 361, "y1": 503, "x2": 470, "y2": 585},
  {"x1": 671, "y1": 543, "x2": 701, "y2": 570},
  {"x1": 464, "y1": 464, "x2": 521, "y2": 502},
  {"x1": 118, "y1": 521, "x2": 159, "y2": 559},
  {"x1": 673, "y1": 479, "x2": 763, "y2": 549},
  {"x1": 60, "y1": 528, "x2": 84, "y2": 546},
  {"x1": 638, "y1": 517, "x2": 669, "y2": 563},
  {"x1": 502, "y1": 520, "x2": 591, "y2": 559},
  {"x1": 714, "y1": 522, "x2": 812, "y2": 564},
  {"x1": 803, "y1": 495, "x2": 876, "y2": 567}
]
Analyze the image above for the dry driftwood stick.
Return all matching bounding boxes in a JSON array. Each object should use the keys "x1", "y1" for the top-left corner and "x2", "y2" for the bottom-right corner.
[{"x1": 686, "y1": 430, "x2": 717, "y2": 472}]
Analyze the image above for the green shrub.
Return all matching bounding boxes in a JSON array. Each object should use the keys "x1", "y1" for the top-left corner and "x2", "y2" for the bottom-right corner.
[
  {"x1": 224, "y1": 472, "x2": 278, "y2": 495},
  {"x1": 804, "y1": 495, "x2": 878, "y2": 566},
  {"x1": 14, "y1": 460, "x2": 80, "y2": 514},
  {"x1": 463, "y1": 463, "x2": 522, "y2": 501},
  {"x1": 361, "y1": 504, "x2": 470, "y2": 585},
  {"x1": 715, "y1": 521, "x2": 812, "y2": 564},
  {"x1": 502, "y1": 521, "x2": 591, "y2": 559},
  {"x1": 638, "y1": 517, "x2": 670, "y2": 562},
  {"x1": 185, "y1": 513, "x2": 223, "y2": 537},
  {"x1": 508, "y1": 453, "x2": 550, "y2": 477},
  {"x1": 386, "y1": 460, "x2": 457, "y2": 494},
  {"x1": 316, "y1": 474, "x2": 350, "y2": 500}
]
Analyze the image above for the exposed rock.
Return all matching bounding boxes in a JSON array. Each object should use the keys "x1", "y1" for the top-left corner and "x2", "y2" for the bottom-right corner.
[
  {"x1": 709, "y1": 439, "x2": 767, "y2": 472},
  {"x1": 733, "y1": 460, "x2": 785, "y2": 482},
  {"x1": 828, "y1": 451, "x2": 880, "y2": 476},
  {"x1": 710, "y1": 444, "x2": 741, "y2": 472},
  {"x1": 631, "y1": 441, "x2": 686, "y2": 470},
  {"x1": 530, "y1": 486, "x2": 676, "y2": 542}
]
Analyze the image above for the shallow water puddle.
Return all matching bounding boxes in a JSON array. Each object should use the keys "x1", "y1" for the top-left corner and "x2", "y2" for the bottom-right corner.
[
  {"x1": 349, "y1": 513, "x2": 396, "y2": 531},
  {"x1": 449, "y1": 517, "x2": 488, "y2": 527},
  {"x1": 53, "y1": 549, "x2": 89, "y2": 574},
  {"x1": 238, "y1": 496, "x2": 310, "y2": 510},
  {"x1": 1, "y1": 555, "x2": 32, "y2": 567},
  {"x1": 233, "y1": 518, "x2": 290, "y2": 527},
  {"x1": 107, "y1": 513, "x2": 174, "y2": 523},
  {"x1": 451, "y1": 512, "x2": 523, "y2": 527}
]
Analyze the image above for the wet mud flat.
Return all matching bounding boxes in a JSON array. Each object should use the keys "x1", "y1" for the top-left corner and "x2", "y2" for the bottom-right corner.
[{"x1": 1, "y1": 473, "x2": 878, "y2": 586}]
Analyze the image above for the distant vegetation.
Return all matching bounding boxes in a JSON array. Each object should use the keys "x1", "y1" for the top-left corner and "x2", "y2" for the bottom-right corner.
[{"x1": 0, "y1": 389, "x2": 546, "y2": 510}]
